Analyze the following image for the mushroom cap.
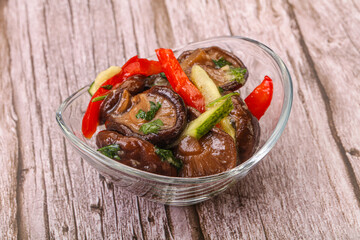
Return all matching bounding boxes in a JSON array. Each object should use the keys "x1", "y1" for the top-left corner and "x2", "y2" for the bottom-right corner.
[
  {"x1": 175, "y1": 128, "x2": 237, "y2": 177},
  {"x1": 96, "y1": 130, "x2": 177, "y2": 176},
  {"x1": 229, "y1": 94, "x2": 260, "y2": 162},
  {"x1": 99, "y1": 74, "x2": 147, "y2": 124},
  {"x1": 178, "y1": 46, "x2": 249, "y2": 91},
  {"x1": 104, "y1": 86, "x2": 187, "y2": 147}
]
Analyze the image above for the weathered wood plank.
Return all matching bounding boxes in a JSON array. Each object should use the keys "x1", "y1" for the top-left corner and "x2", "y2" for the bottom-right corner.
[
  {"x1": 1, "y1": 0, "x2": 360, "y2": 239},
  {"x1": 2, "y1": 0, "x2": 197, "y2": 239},
  {"x1": 289, "y1": 0, "x2": 360, "y2": 200},
  {"x1": 164, "y1": 0, "x2": 360, "y2": 238},
  {"x1": 5, "y1": 0, "x2": 50, "y2": 238},
  {"x1": 0, "y1": 2, "x2": 19, "y2": 239}
]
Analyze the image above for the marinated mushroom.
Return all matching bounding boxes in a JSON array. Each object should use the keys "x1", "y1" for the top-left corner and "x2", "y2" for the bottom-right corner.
[
  {"x1": 175, "y1": 128, "x2": 237, "y2": 177},
  {"x1": 178, "y1": 46, "x2": 249, "y2": 91},
  {"x1": 81, "y1": 47, "x2": 272, "y2": 178},
  {"x1": 104, "y1": 86, "x2": 187, "y2": 147},
  {"x1": 96, "y1": 130, "x2": 177, "y2": 176},
  {"x1": 186, "y1": 106, "x2": 201, "y2": 122},
  {"x1": 144, "y1": 73, "x2": 170, "y2": 88},
  {"x1": 229, "y1": 94, "x2": 260, "y2": 162},
  {"x1": 99, "y1": 74, "x2": 147, "y2": 124}
]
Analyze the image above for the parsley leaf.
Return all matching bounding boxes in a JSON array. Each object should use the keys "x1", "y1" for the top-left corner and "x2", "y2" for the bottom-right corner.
[
  {"x1": 97, "y1": 144, "x2": 121, "y2": 160},
  {"x1": 139, "y1": 119, "x2": 164, "y2": 134},
  {"x1": 218, "y1": 86, "x2": 224, "y2": 94},
  {"x1": 101, "y1": 84, "x2": 113, "y2": 90},
  {"x1": 136, "y1": 101, "x2": 162, "y2": 121},
  {"x1": 228, "y1": 67, "x2": 247, "y2": 84},
  {"x1": 92, "y1": 94, "x2": 108, "y2": 102},
  {"x1": 212, "y1": 57, "x2": 232, "y2": 68},
  {"x1": 160, "y1": 72, "x2": 168, "y2": 80},
  {"x1": 155, "y1": 146, "x2": 183, "y2": 169},
  {"x1": 136, "y1": 110, "x2": 147, "y2": 119}
]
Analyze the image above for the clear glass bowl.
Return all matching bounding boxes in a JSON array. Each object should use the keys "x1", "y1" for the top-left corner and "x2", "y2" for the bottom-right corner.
[{"x1": 56, "y1": 36, "x2": 293, "y2": 206}]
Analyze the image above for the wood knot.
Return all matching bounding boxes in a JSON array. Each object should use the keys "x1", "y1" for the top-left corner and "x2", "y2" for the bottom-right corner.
[
  {"x1": 349, "y1": 148, "x2": 360, "y2": 157},
  {"x1": 148, "y1": 215, "x2": 155, "y2": 223},
  {"x1": 90, "y1": 199, "x2": 104, "y2": 215},
  {"x1": 62, "y1": 225, "x2": 69, "y2": 233}
]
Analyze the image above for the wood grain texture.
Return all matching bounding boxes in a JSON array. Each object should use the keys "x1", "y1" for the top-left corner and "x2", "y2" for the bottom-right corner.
[
  {"x1": 0, "y1": 0, "x2": 359, "y2": 239},
  {"x1": 0, "y1": 1, "x2": 18, "y2": 239}
]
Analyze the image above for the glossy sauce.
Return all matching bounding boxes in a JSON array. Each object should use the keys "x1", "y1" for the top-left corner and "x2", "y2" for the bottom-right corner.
[
  {"x1": 113, "y1": 92, "x2": 177, "y2": 134},
  {"x1": 176, "y1": 128, "x2": 237, "y2": 177}
]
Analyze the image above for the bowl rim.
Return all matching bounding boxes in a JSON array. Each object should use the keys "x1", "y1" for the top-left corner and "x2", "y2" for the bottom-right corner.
[{"x1": 56, "y1": 36, "x2": 293, "y2": 184}]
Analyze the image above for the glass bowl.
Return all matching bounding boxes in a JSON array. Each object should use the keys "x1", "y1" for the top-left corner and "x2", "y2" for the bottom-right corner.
[{"x1": 56, "y1": 36, "x2": 293, "y2": 206}]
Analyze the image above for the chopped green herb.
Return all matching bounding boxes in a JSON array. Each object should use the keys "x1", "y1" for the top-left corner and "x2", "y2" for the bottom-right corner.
[
  {"x1": 155, "y1": 146, "x2": 182, "y2": 169},
  {"x1": 227, "y1": 67, "x2": 247, "y2": 84},
  {"x1": 136, "y1": 101, "x2": 162, "y2": 121},
  {"x1": 212, "y1": 57, "x2": 232, "y2": 68},
  {"x1": 136, "y1": 110, "x2": 147, "y2": 119},
  {"x1": 92, "y1": 94, "x2": 108, "y2": 102},
  {"x1": 218, "y1": 86, "x2": 224, "y2": 94},
  {"x1": 139, "y1": 119, "x2": 164, "y2": 134},
  {"x1": 101, "y1": 85, "x2": 113, "y2": 90},
  {"x1": 97, "y1": 144, "x2": 121, "y2": 160},
  {"x1": 160, "y1": 72, "x2": 167, "y2": 80}
]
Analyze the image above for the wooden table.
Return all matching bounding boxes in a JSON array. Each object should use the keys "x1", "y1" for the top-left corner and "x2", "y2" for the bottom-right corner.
[{"x1": 1, "y1": 0, "x2": 359, "y2": 239}]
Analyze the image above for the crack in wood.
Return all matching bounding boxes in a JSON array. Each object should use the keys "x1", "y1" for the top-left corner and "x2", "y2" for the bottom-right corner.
[
  {"x1": 62, "y1": 172, "x2": 71, "y2": 204},
  {"x1": 90, "y1": 29, "x2": 98, "y2": 76},
  {"x1": 80, "y1": 158, "x2": 87, "y2": 183},
  {"x1": 285, "y1": 49, "x2": 317, "y2": 142},
  {"x1": 128, "y1": 1, "x2": 140, "y2": 56},
  {"x1": 100, "y1": 188, "x2": 106, "y2": 239},
  {"x1": 164, "y1": 205, "x2": 174, "y2": 239},
  {"x1": 66, "y1": 0, "x2": 75, "y2": 35},
  {"x1": 41, "y1": 4, "x2": 52, "y2": 94},
  {"x1": 88, "y1": 4, "x2": 98, "y2": 77},
  {"x1": 163, "y1": 221, "x2": 172, "y2": 240},
  {"x1": 58, "y1": 49, "x2": 70, "y2": 99},
  {"x1": 25, "y1": 3, "x2": 45, "y2": 146},
  {"x1": 255, "y1": 201, "x2": 268, "y2": 240},
  {"x1": 58, "y1": 7, "x2": 78, "y2": 91},
  {"x1": 109, "y1": 0, "x2": 120, "y2": 42},
  {"x1": 13, "y1": 82, "x2": 26, "y2": 240},
  {"x1": 150, "y1": 0, "x2": 175, "y2": 48},
  {"x1": 217, "y1": 0, "x2": 233, "y2": 36},
  {"x1": 135, "y1": 197, "x2": 146, "y2": 240},
  {"x1": 192, "y1": 206, "x2": 205, "y2": 240},
  {"x1": 42, "y1": 169, "x2": 51, "y2": 240},
  {"x1": 62, "y1": 138, "x2": 75, "y2": 197},
  {"x1": 7, "y1": 23, "x2": 26, "y2": 240},
  {"x1": 285, "y1": 0, "x2": 360, "y2": 209},
  {"x1": 119, "y1": 28, "x2": 127, "y2": 61},
  {"x1": 71, "y1": 202, "x2": 79, "y2": 240},
  {"x1": 111, "y1": 187, "x2": 119, "y2": 235},
  {"x1": 47, "y1": 129, "x2": 57, "y2": 190}
]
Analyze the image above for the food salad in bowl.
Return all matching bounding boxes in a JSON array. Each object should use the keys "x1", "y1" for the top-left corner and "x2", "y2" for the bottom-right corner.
[{"x1": 56, "y1": 36, "x2": 292, "y2": 205}]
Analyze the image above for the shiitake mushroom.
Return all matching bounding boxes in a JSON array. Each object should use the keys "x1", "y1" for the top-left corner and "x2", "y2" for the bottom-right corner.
[{"x1": 178, "y1": 46, "x2": 249, "y2": 91}]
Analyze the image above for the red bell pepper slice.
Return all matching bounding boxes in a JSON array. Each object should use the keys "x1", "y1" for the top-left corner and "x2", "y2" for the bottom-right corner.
[
  {"x1": 82, "y1": 56, "x2": 162, "y2": 138},
  {"x1": 155, "y1": 48, "x2": 205, "y2": 112},
  {"x1": 245, "y1": 75, "x2": 273, "y2": 120}
]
